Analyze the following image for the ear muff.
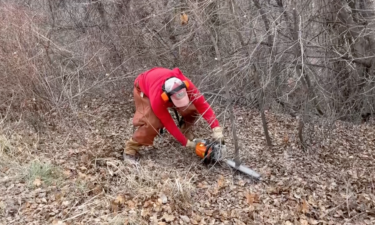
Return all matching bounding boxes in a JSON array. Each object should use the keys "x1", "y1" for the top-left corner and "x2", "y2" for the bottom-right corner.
[
  {"x1": 183, "y1": 80, "x2": 189, "y2": 89},
  {"x1": 161, "y1": 79, "x2": 190, "y2": 103},
  {"x1": 161, "y1": 92, "x2": 169, "y2": 102}
]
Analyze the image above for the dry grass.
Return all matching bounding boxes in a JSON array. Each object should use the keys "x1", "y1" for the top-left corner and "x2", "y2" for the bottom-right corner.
[
  {"x1": 0, "y1": 134, "x2": 12, "y2": 155},
  {"x1": 87, "y1": 157, "x2": 197, "y2": 224},
  {"x1": 0, "y1": 133, "x2": 24, "y2": 181},
  {"x1": 0, "y1": 122, "x2": 40, "y2": 181},
  {"x1": 117, "y1": 160, "x2": 195, "y2": 201},
  {"x1": 23, "y1": 160, "x2": 62, "y2": 187}
]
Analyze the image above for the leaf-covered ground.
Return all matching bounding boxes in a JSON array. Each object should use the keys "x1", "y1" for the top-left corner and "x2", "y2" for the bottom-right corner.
[{"x1": 1, "y1": 91, "x2": 375, "y2": 225}]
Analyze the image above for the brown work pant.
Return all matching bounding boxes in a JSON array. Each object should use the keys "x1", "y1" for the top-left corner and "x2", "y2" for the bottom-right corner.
[{"x1": 132, "y1": 86, "x2": 199, "y2": 146}]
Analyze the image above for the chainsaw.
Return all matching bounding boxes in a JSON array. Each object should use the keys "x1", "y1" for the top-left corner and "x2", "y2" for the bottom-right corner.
[{"x1": 193, "y1": 139, "x2": 261, "y2": 180}]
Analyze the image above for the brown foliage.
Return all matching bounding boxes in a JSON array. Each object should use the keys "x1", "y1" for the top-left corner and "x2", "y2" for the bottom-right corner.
[{"x1": 0, "y1": 3, "x2": 50, "y2": 121}]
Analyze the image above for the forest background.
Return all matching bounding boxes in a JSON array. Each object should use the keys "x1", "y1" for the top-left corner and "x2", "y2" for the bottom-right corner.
[{"x1": 1, "y1": 1, "x2": 375, "y2": 224}]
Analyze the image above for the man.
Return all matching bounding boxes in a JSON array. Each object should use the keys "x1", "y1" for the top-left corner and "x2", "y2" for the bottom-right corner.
[{"x1": 124, "y1": 67, "x2": 224, "y2": 161}]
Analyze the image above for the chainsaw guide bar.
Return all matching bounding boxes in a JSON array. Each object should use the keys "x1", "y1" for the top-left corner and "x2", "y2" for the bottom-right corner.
[
  {"x1": 193, "y1": 139, "x2": 262, "y2": 180},
  {"x1": 225, "y1": 159, "x2": 261, "y2": 180}
]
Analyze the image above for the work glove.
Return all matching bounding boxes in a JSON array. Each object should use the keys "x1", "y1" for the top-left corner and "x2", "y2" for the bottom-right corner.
[
  {"x1": 212, "y1": 126, "x2": 224, "y2": 139},
  {"x1": 212, "y1": 126, "x2": 225, "y2": 145},
  {"x1": 186, "y1": 139, "x2": 196, "y2": 149}
]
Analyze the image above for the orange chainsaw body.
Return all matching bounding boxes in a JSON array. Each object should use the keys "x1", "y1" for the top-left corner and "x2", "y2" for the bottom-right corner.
[{"x1": 195, "y1": 141, "x2": 212, "y2": 159}]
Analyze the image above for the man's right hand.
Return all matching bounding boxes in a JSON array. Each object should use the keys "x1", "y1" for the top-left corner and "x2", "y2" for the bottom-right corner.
[{"x1": 186, "y1": 140, "x2": 196, "y2": 149}]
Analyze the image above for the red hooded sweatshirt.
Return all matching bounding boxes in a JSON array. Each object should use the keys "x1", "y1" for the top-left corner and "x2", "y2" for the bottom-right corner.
[{"x1": 134, "y1": 67, "x2": 220, "y2": 146}]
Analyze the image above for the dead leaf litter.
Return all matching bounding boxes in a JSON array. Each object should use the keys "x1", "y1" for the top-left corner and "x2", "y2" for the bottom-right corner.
[{"x1": 0, "y1": 92, "x2": 374, "y2": 224}]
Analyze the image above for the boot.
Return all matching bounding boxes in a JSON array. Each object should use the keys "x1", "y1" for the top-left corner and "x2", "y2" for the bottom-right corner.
[{"x1": 123, "y1": 138, "x2": 142, "y2": 163}]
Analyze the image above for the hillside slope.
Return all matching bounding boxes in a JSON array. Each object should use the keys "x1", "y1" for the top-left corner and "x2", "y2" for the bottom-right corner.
[{"x1": 1, "y1": 92, "x2": 374, "y2": 225}]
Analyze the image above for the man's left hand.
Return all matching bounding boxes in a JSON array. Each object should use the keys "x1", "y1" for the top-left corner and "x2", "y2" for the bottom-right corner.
[{"x1": 212, "y1": 126, "x2": 224, "y2": 140}]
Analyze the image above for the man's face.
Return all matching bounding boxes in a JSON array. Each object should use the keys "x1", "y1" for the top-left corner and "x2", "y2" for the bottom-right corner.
[{"x1": 170, "y1": 85, "x2": 189, "y2": 108}]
